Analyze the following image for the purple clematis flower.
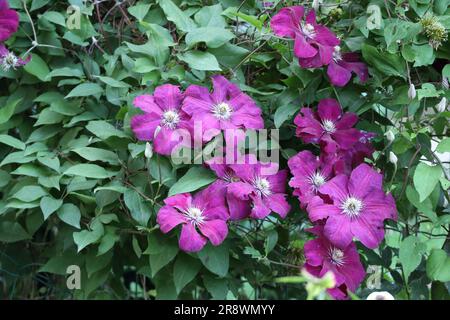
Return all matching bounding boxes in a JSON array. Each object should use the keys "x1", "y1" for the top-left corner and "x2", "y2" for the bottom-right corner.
[
  {"x1": 0, "y1": 44, "x2": 29, "y2": 72},
  {"x1": 307, "y1": 163, "x2": 397, "y2": 249},
  {"x1": 327, "y1": 46, "x2": 369, "y2": 87},
  {"x1": 294, "y1": 98, "x2": 360, "y2": 153},
  {"x1": 288, "y1": 150, "x2": 335, "y2": 207},
  {"x1": 157, "y1": 184, "x2": 229, "y2": 252},
  {"x1": 0, "y1": 0, "x2": 18, "y2": 42},
  {"x1": 206, "y1": 158, "x2": 252, "y2": 221},
  {"x1": 225, "y1": 158, "x2": 291, "y2": 220},
  {"x1": 131, "y1": 84, "x2": 192, "y2": 156},
  {"x1": 303, "y1": 224, "x2": 366, "y2": 300},
  {"x1": 270, "y1": 6, "x2": 339, "y2": 68},
  {"x1": 182, "y1": 75, "x2": 264, "y2": 142}
]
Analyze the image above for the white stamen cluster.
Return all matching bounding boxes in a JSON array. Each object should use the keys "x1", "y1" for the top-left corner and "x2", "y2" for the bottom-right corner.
[
  {"x1": 328, "y1": 247, "x2": 345, "y2": 267},
  {"x1": 341, "y1": 196, "x2": 364, "y2": 217},
  {"x1": 321, "y1": 119, "x2": 336, "y2": 133},
  {"x1": 301, "y1": 23, "x2": 316, "y2": 39},
  {"x1": 1, "y1": 52, "x2": 19, "y2": 72},
  {"x1": 184, "y1": 207, "x2": 205, "y2": 226},
  {"x1": 161, "y1": 110, "x2": 180, "y2": 129},
  {"x1": 333, "y1": 46, "x2": 342, "y2": 61},
  {"x1": 308, "y1": 171, "x2": 326, "y2": 192},
  {"x1": 253, "y1": 177, "x2": 271, "y2": 197},
  {"x1": 212, "y1": 102, "x2": 233, "y2": 120}
]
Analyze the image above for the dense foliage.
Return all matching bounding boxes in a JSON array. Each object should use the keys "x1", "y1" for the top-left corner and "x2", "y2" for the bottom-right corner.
[{"x1": 0, "y1": 0, "x2": 449, "y2": 300}]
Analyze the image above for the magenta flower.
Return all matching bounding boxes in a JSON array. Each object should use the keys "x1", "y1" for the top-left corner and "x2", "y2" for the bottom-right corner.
[
  {"x1": 182, "y1": 75, "x2": 264, "y2": 142},
  {"x1": 270, "y1": 6, "x2": 339, "y2": 68},
  {"x1": 294, "y1": 98, "x2": 360, "y2": 153},
  {"x1": 307, "y1": 163, "x2": 397, "y2": 249},
  {"x1": 226, "y1": 158, "x2": 291, "y2": 220},
  {"x1": 327, "y1": 47, "x2": 369, "y2": 87},
  {"x1": 0, "y1": 44, "x2": 29, "y2": 72},
  {"x1": 157, "y1": 184, "x2": 229, "y2": 252},
  {"x1": 288, "y1": 150, "x2": 335, "y2": 207},
  {"x1": 206, "y1": 158, "x2": 252, "y2": 220},
  {"x1": 0, "y1": 0, "x2": 18, "y2": 42},
  {"x1": 130, "y1": 84, "x2": 192, "y2": 156},
  {"x1": 304, "y1": 224, "x2": 366, "y2": 300}
]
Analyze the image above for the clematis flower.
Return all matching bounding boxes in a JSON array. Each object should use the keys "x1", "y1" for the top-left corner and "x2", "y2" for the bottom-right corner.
[
  {"x1": 130, "y1": 84, "x2": 192, "y2": 156},
  {"x1": 182, "y1": 75, "x2": 264, "y2": 142},
  {"x1": 307, "y1": 163, "x2": 397, "y2": 249},
  {"x1": 327, "y1": 46, "x2": 369, "y2": 87},
  {"x1": 303, "y1": 224, "x2": 366, "y2": 300},
  {"x1": 0, "y1": 44, "x2": 29, "y2": 72},
  {"x1": 270, "y1": 6, "x2": 339, "y2": 68},
  {"x1": 288, "y1": 150, "x2": 335, "y2": 207},
  {"x1": 206, "y1": 158, "x2": 252, "y2": 220},
  {"x1": 157, "y1": 184, "x2": 229, "y2": 252},
  {"x1": 226, "y1": 158, "x2": 291, "y2": 220},
  {"x1": 0, "y1": 0, "x2": 19, "y2": 42},
  {"x1": 294, "y1": 98, "x2": 360, "y2": 153}
]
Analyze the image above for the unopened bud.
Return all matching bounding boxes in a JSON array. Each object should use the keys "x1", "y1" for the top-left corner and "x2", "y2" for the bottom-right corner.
[
  {"x1": 144, "y1": 142, "x2": 153, "y2": 159},
  {"x1": 367, "y1": 291, "x2": 395, "y2": 300},
  {"x1": 385, "y1": 130, "x2": 395, "y2": 143},
  {"x1": 389, "y1": 151, "x2": 397, "y2": 165},
  {"x1": 436, "y1": 97, "x2": 447, "y2": 112},
  {"x1": 408, "y1": 83, "x2": 416, "y2": 100}
]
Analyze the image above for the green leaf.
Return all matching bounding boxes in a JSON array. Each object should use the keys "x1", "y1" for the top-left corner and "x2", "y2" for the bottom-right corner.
[
  {"x1": 197, "y1": 243, "x2": 229, "y2": 277},
  {"x1": 57, "y1": 203, "x2": 81, "y2": 229},
  {"x1": 128, "y1": 3, "x2": 151, "y2": 21},
  {"x1": 274, "y1": 104, "x2": 298, "y2": 128},
  {"x1": 157, "y1": 0, "x2": 196, "y2": 32},
  {"x1": 94, "y1": 76, "x2": 130, "y2": 88},
  {"x1": 0, "y1": 99, "x2": 21, "y2": 125},
  {"x1": 413, "y1": 163, "x2": 443, "y2": 202},
  {"x1": 123, "y1": 189, "x2": 152, "y2": 226},
  {"x1": 168, "y1": 166, "x2": 216, "y2": 196},
  {"x1": 361, "y1": 44, "x2": 406, "y2": 78},
  {"x1": 65, "y1": 83, "x2": 103, "y2": 98},
  {"x1": 195, "y1": 4, "x2": 227, "y2": 28},
  {"x1": 178, "y1": 51, "x2": 222, "y2": 71},
  {"x1": 24, "y1": 53, "x2": 51, "y2": 81},
  {"x1": 40, "y1": 196, "x2": 63, "y2": 220},
  {"x1": 203, "y1": 276, "x2": 228, "y2": 299},
  {"x1": 436, "y1": 138, "x2": 450, "y2": 153},
  {"x1": 86, "y1": 120, "x2": 129, "y2": 139},
  {"x1": 173, "y1": 254, "x2": 202, "y2": 293},
  {"x1": 72, "y1": 147, "x2": 120, "y2": 165},
  {"x1": 427, "y1": 249, "x2": 450, "y2": 282},
  {"x1": 12, "y1": 185, "x2": 47, "y2": 202},
  {"x1": 73, "y1": 219, "x2": 104, "y2": 252},
  {"x1": 186, "y1": 27, "x2": 234, "y2": 48},
  {"x1": 0, "y1": 221, "x2": 31, "y2": 242},
  {"x1": 0, "y1": 134, "x2": 25, "y2": 150},
  {"x1": 64, "y1": 164, "x2": 115, "y2": 179},
  {"x1": 399, "y1": 236, "x2": 426, "y2": 282},
  {"x1": 149, "y1": 237, "x2": 179, "y2": 277}
]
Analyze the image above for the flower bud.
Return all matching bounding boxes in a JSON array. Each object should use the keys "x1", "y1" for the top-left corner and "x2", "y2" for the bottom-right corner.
[
  {"x1": 366, "y1": 291, "x2": 395, "y2": 300},
  {"x1": 408, "y1": 83, "x2": 416, "y2": 100},
  {"x1": 385, "y1": 130, "x2": 395, "y2": 143},
  {"x1": 389, "y1": 151, "x2": 397, "y2": 165},
  {"x1": 436, "y1": 97, "x2": 447, "y2": 112},
  {"x1": 144, "y1": 142, "x2": 153, "y2": 159}
]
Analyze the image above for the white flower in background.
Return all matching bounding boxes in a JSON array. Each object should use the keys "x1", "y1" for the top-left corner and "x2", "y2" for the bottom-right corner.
[
  {"x1": 312, "y1": 0, "x2": 321, "y2": 11},
  {"x1": 408, "y1": 83, "x2": 416, "y2": 100},
  {"x1": 436, "y1": 97, "x2": 447, "y2": 113},
  {"x1": 366, "y1": 291, "x2": 395, "y2": 300},
  {"x1": 389, "y1": 151, "x2": 398, "y2": 165}
]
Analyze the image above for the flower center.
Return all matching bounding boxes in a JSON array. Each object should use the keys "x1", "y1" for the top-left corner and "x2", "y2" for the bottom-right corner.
[
  {"x1": 212, "y1": 102, "x2": 233, "y2": 120},
  {"x1": 1, "y1": 52, "x2": 18, "y2": 72},
  {"x1": 184, "y1": 207, "x2": 205, "y2": 225},
  {"x1": 161, "y1": 110, "x2": 180, "y2": 129},
  {"x1": 308, "y1": 171, "x2": 326, "y2": 192},
  {"x1": 341, "y1": 196, "x2": 363, "y2": 217},
  {"x1": 321, "y1": 119, "x2": 336, "y2": 133},
  {"x1": 301, "y1": 23, "x2": 316, "y2": 39},
  {"x1": 333, "y1": 46, "x2": 342, "y2": 61},
  {"x1": 328, "y1": 247, "x2": 345, "y2": 267},
  {"x1": 223, "y1": 170, "x2": 240, "y2": 183},
  {"x1": 253, "y1": 177, "x2": 271, "y2": 197}
]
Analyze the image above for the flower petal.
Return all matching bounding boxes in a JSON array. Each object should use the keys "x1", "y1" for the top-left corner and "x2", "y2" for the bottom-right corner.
[
  {"x1": 199, "y1": 219, "x2": 228, "y2": 246},
  {"x1": 157, "y1": 205, "x2": 187, "y2": 233},
  {"x1": 179, "y1": 223, "x2": 207, "y2": 252}
]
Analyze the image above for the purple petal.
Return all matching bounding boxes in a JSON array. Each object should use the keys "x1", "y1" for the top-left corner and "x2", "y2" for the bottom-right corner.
[
  {"x1": 179, "y1": 223, "x2": 207, "y2": 252},
  {"x1": 157, "y1": 205, "x2": 187, "y2": 233},
  {"x1": 266, "y1": 193, "x2": 290, "y2": 218},
  {"x1": 133, "y1": 94, "x2": 163, "y2": 114},
  {"x1": 294, "y1": 33, "x2": 317, "y2": 58},
  {"x1": 199, "y1": 219, "x2": 228, "y2": 246},
  {"x1": 319, "y1": 174, "x2": 349, "y2": 204},
  {"x1": 327, "y1": 61, "x2": 352, "y2": 87},
  {"x1": 250, "y1": 195, "x2": 271, "y2": 219},
  {"x1": 270, "y1": 6, "x2": 305, "y2": 38},
  {"x1": 0, "y1": 0, "x2": 19, "y2": 42},
  {"x1": 130, "y1": 114, "x2": 161, "y2": 141},
  {"x1": 323, "y1": 215, "x2": 353, "y2": 248},
  {"x1": 164, "y1": 193, "x2": 192, "y2": 212},
  {"x1": 153, "y1": 84, "x2": 183, "y2": 110},
  {"x1": 226, "y1": 192, "x2": 251, "y2": 220},
  {"x1": 348, "y1": 163, "x2": 382, "y2": 199},
  {"x1": 350, "y1": 215, "x2": 385, "y2": 249},
  {"x1": 317, "y1": 98, "x2": 342, "y2": 121},
  {"x1": 307, "y1": 196, "x2": 342, "y2": 222}
]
